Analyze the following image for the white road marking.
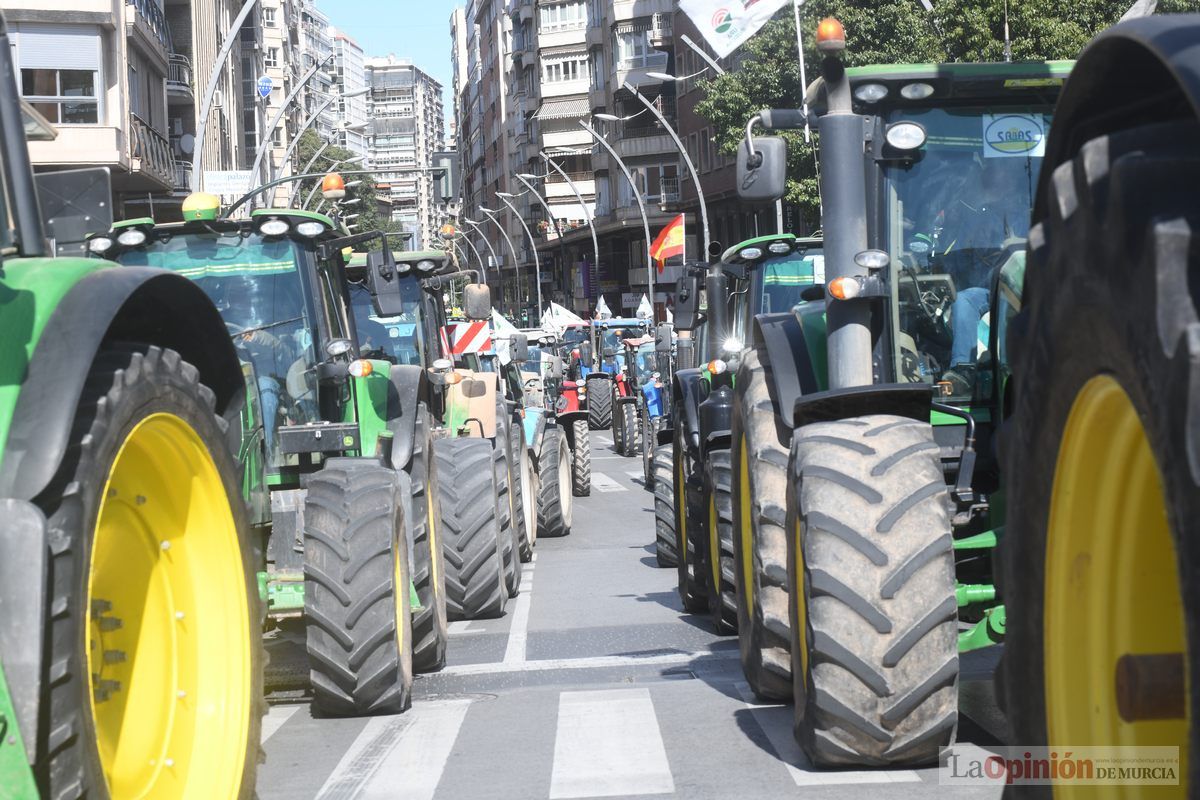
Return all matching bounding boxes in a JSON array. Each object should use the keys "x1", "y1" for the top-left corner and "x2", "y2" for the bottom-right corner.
[
  {"x1": 438, "y1": 649, "x2": 738, "y2": 677},
  {"x1": 626, "y1": 470, "x2": 644, "y2": 480},
  {"x1": 735, "y1": 683, "x2": 922, "y2": 785},
  {"x1": 447, "y1": 620, "x2": 474, "y2": 634},
  {"x1": 590, "y1": 473, "x2": 627, "y2": 493},
  {"x1": 260, "y1": 703, "x2": 301, "y2": 744},
  {"x1": 314, "y1": 700, "x2": 473, "y2": 800},
  {"x1": 549, "y1": 688, "x2": 675, "y2": 798},
  {"x1": 503, "y1": 563, "x2": 535, "y2": 663}
]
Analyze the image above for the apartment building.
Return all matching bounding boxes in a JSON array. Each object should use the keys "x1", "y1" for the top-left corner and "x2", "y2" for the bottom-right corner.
[
  {"x1": 366, "y1": 56, "x2": 445, "y2": 249},
  {"x1": 7, "y1": 0, "x2": 250, "y2": 218},
  {"x1": 330, "y1": 28, "x2": 369, "y2": 159}
]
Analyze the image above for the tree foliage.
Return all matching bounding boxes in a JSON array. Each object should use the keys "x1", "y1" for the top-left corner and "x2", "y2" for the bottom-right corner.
[
  {"x1": 694, "y1": 0, "x2": 1200, "y2": 225},
  {"x1": 293, "y1": 129, "x2": 399, "y2": 236}
]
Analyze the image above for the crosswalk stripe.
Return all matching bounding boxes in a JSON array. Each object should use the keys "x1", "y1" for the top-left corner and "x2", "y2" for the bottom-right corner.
[
  {"x1": 314, "y1": 700, "x2": 473, "y2": 800},
  {"x1": 735, "y1": 683, "x2": 922, "y2": 786},
  {"x1": 590, "y1": 473, "x2": 627, "y2": 493},
  {"x1": 438, "y1": 649, "x2": 739, "y2": 677},
  {"x1": 503, "y1": 563, "x2": 535, "y2": 663},
  {"x1": 550, "y1": 688, "x2": 675, "y2": 798},
  {"x1": 261, "y1": 704, "x2": 301, "y2": 744},
  {"x1": 626, "y1": 470, "x2": 644, "y2": 481}
]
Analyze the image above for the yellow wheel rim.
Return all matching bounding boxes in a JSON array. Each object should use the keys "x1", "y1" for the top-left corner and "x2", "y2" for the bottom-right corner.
[
  {"x1": 709, "y1": 493, "x2": 721, "y2": 600},
  {"x1": 88, "y1": 413, "x2": 251, "y2": 799},
  {"x1": 675, "y1": 455, "x2": 687, "y2": 556},
  {"x1": 1046, "y1": 375, "x2": 1187, "y2": 796},
  {"x1": 739, "y1": 439, "x2": 755, "y2": 612},
  {"x1": 793, "y1": 518, "x2": 809, "y2": 679}
]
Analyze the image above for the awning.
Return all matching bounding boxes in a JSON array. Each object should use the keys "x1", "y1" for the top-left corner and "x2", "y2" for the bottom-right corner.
[{"x1": 534, "y1": 97, "x2": 590, "y2": 121}]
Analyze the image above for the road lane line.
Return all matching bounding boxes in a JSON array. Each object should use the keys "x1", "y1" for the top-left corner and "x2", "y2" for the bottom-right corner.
[
  {"x1": 549, "y1": 688, "x2": 675, "y2": 798},
  {"x1": 503, "y1": 563, "x2": 535, "y2": 663},
  {"x1": 314, "y1": 699, "x2": 473, "y2": 800},
  {"x1": 591, "y1": 473, "x2": 627, "y2": 493},
  {"x1": 626, "y1": 470, "x2": 644, "y2": 481},
  {"x1": 260, "y1": 703, "x2": 302, "y2": 744},
  {"x1": 437, "y1": 649, "x2": 739, "y2": 676},
  {"x1": 734, "y1": 682, "x2": 921, "y2": 785},
  {"x1": 447, "y1": 620, "x2": 474, "y2": 634}
]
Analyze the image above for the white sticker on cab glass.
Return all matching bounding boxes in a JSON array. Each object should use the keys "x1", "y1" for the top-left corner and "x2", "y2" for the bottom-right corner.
[{"x1": 982, "y1": 113, "x2": 1046, "y2": 158}]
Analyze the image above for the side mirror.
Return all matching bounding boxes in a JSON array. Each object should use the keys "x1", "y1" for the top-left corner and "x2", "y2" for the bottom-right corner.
[
  {"x1": 35, "y1": 167, "x2": 113, "y2": 256},
  {"x1": 737, "y1": 136, "x2": 788, "y2": 203},
  {"x1": 463, "y1": 283, "x2": 491, "y2": 320},
  {"x1": 549, "y1": 356, "x2": 563, "y2": 381},
  {"x1": 366, "y1": 249, "x2": 404, "y2": 316},
  {"x1": 511, "y1": 333, "x2": 529, "y2": 363},
  {"x1": 655, "y1": 323, "x2": 673, "y2": 352},
  {"x1": 674, "y1": 275, "x2": 702, "y2": 332},
  {"x1": 578, "y1": 340, "x2": 593, "y2": 364}
]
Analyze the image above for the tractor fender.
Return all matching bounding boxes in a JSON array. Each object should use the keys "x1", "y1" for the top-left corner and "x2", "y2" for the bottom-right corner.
[
  {"x1": 1035, "y1": 16, "x2": 1200, "y2": 221},
  {"x1": 0, "y1": 267, "x2": 242, "y2": 502},
  {"x1": 523, "y1": 405, "x2": 547, "y2": 453},
  {"x1": 698, "y1": 384, "x2": 733, "y2": 460},
  {"x1": 384, "y1": 364, "x2": 425, "y2": 471},
  {"x1": 751, "y1": 311, "x2": 823, "y2": 430},
  {"x1": 0, "y1": 498, "x2": 47, "y2": 764},
  {"x1": 793, "y1": 383, "x2": 934, "y2": 429},
  {"x1": 673, "y1": 367, "x2": 705, "y2": 459}
]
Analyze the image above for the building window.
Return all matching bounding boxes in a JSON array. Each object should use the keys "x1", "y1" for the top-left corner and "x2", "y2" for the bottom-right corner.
[
  {"x1": 262, "y1": 6, "x2": 276, "y2": 26},
  {"x1": 22, "y1": 68, "x2": 99, "y2": 124},
  {"x1": 542, "y1": 57, "x2": 587, "y2": 84},
  {"x1": 700, "y1": 128, "x2": 711, "y2": 173},
  {"x1": 265, "y1": 48, "x2": 280, "y2": 68},
  {"x1": 538, "y1": 1, "x2": 586, "y2": 33},
  {"x1": 614, "y1": 29, "x2": 666, "y2": 69}
]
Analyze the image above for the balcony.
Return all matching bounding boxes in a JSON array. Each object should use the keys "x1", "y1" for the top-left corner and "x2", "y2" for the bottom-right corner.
[
  {"x1": 129, "y1": 114, "x2": 173, "y2": 190},
  {"x1": 172, "y1": 159, "x2": 191, "y2": 195},
  {"x1": 649, "y1": 13, "x2": 673, "y2": 47},
  {"x1": 616, "y1": 130, "x2": 676, "y2": 159},
  {"x1": 126, "y1": 0, "x2": 172, "y2": 61},
  {"x1": 659, "y1": 175, "x2": 680, "y2": 204},
  {"x1": 166, "y1": 54, "x2": 193, "y2": 104},
  {"x1": 586, "y1": 25, "x2": 605, "y2": 49}
]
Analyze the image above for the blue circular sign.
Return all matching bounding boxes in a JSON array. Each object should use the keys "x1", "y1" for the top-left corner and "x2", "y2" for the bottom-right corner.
[{"x1": 257, "y1": 75, "x2": 273, "y2": 99}]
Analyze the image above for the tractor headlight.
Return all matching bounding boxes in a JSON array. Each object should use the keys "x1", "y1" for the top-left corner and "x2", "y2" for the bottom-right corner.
[
  {"x1": 900, "y1": 82, "x2": 935, "y2": 100},
  {"x1": 88, "y1": 236, "x2": 114, "y2": 254},
  {"x1": 296, "y1": 221, "x2": 327, "y2": 237},
  {"x1": 116, "y1": 228, "x2": 147, "y2": 247},
  {"x1": 707, "y1": 359, "x2": 728, "y2": 375},
  {"x1": 722, "y1": 337, "x2": 742, "y2": 354},
  {"x1": 885, "y1": 122, "x2": 927, "y2": 151},
  {"x1": 738, "y1": 247, "x2": 762, "y2": 260},
  {"x1": 259, "y1": 218, "x2": 290, "y2": 237},
  {"x1": 767, "y1": 241, "x2": 791, "y2": 255},
  {"x1": 416, "y1": 259, "x2": 438, "y2": 273},
  {"x1": 853, "y1": 83, "x2": 889, "y2": 103},
  {"x1": 397, "y1": 261, "x2": 413, "y2": 275}
]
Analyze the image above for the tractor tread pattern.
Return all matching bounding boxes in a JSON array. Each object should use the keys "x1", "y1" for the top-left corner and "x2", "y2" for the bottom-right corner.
[
  {"x1": 406, "y1": 407, "x2": 448, "y2": 673},
  {"x1": 571, "y1": 419, "x2": 591, "y2": 496},
  {"x1": 537, "y1": 424, "x2": 572, "y2": 537},
  {"x1": 706, "y1": 448, "x2": 738, "y2": 634},
  {"x1": 587, "y1": 377, "x2": 613, "y2": 429},
  {"x1": 494, "y1": 409, "x2": 521, "y2": 598},
  {"x1": 652, "y1": 442, "x2": 678, "y2": 567},
  {"x1": 436, "y1": 438, "x2": 507, "y2": 620},
  {"x1": 791, "y1": 415, "x2": 957, "y2": 767}
]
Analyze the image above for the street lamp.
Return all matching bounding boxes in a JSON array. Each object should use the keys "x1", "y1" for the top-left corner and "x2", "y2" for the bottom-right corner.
[
  {"x1": 593, "y1": 108, "x2": 651, "y2": 124},
  {"x1": 540, "y1": 151, "x2": 600, "y2": 290},
  {"x1": 511, "y1": 173, "x2": 568, "y2": 311},
  {"x1": 579, "y1": 120, "x2": 656, "y2": 322},
  {"x1": 247, "y1": 53, "x2": 337, "y2": 208},
  {"x1": 271, "y1": 85, "x2": 371, "y2": 190},
  {"x1": 623, "y1": 80, "x2": 710, "y2": 258},
  {"x1": 478, "y1": 207, "x2": 523, "y2": 317},
  {"x1": 301, "y1": 155, "x2": 365, "y2": 208},
  {"x1": 461, "y1": 217, "x2": 502, "y2": 286},
  {"x1": 496, "y1": 191, "x2": 543, "y2": 321}
]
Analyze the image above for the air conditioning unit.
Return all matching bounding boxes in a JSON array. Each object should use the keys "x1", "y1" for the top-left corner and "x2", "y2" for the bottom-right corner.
[{"x1": 211, "y1": 89, "x2": 224, "y2": 110}]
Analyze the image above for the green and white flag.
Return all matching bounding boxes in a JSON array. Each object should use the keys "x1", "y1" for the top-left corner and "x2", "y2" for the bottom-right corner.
[{"x1": 679, "y1": 0, "x2": 790, "y2": 59}]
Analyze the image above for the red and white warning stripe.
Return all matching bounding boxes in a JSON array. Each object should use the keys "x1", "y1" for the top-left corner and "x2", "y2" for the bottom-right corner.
[{"x1": 445, "y1": 321, "x2": 493, "y2": 355}]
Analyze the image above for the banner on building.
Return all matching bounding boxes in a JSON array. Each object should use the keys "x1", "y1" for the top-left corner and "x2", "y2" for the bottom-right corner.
[
  {"x1": 678, "y1": 0, "x2": 791, "y2": 59},
  {"x1": 650, "y1": 214, "x2": 685, "y2": 271}
]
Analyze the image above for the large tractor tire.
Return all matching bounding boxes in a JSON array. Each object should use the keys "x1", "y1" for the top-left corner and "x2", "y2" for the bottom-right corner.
[
  {"x1": 304, "y1": 459, "x2": 413, "y2": 716},
  {"x1": 436, "y1": 437, "x2": 507, "y2": 620},
  {"x1": 537, "y1": 424, "x2": 573, "y2": 537},
  {"x1": 587, "y1": 377, "x2": 613, "y2": 430},
  {"x1": 704, "y1": 448, "x2": 738, "y2": 635},
  {"x1": 611, "y1": 397, "x2": 626, "y2": 454},
  {"x1": 1002, "y1": 120, "x2": 1200, "y2": 784},
  {"x1": 619, "y1": 402, "x2": 640, "y2": 458},
  {"x1": 652, "y1": 441, "x2": 677, "y2": 567},
  {"x1": 404, "y1": 404, "x2": 448, "y2": 674},
  {"x1": 642, "y1": 413, "x2": 658, "y2": 490},
  {"x1": 731, "y1": 346, "x2": 793, "y2": 699},
  {"x1": 570, "y1": 419, "x2": 591, "y2": 497},
  {"x1": 509, "y1": 411, "x2": 535, "y2": 562},
  {"x1": 34, "y1": 346, "x2": 262, "y2": 799},
  {"x1": 787, "y1": 416, "x2": 956, "y2": 766},
  {"x1": 494, "y1": 406, "x2": 521, "y2": 599},
  {"x1": 674, "y1": 426, "x2": 707, "y2": 613}
]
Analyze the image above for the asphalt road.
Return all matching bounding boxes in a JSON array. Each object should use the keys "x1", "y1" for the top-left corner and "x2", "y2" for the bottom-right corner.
[{"x1": 258, "y1": 430, "x2": 1006, "y2": 800}]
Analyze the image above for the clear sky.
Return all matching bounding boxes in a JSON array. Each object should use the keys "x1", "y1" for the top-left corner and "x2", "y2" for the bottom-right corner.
[{"x1": 318, "y1": 0, "x2": 462, "y2": 115}]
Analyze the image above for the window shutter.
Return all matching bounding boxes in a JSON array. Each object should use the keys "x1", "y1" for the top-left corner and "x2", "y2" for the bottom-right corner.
[{"x1": 14, "y1": 23, "x2": 102, "y2": 72}]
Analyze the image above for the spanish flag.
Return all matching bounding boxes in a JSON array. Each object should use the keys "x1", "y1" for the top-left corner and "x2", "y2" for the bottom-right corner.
[{"x1": 650, "y1": 214, "x2": 685, "y2": 272}]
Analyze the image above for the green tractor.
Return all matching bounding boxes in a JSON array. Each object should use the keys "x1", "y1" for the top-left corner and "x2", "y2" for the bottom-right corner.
[
  {"x1": 998, "y1": 15, "x2": 1199, "y2": 787},
  {"x1": 727, "y1": 18, "x2": 1069, "y2": 765},
  {"x1": 0, "y1": 12, "x2": 262, "y2": 797},
  {"x1": 342, "y1": 251, "x2": 519, "y2": 619},
  {"x1": 89, "y1": 200, "x2": 459, "y2": 715}
]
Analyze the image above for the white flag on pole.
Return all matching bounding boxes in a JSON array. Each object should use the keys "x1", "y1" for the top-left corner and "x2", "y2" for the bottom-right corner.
[{"x1": 679, "y1": 0, "x2": 791, "y2": 59}]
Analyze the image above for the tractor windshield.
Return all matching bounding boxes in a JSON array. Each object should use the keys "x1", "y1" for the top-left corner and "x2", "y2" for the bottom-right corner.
[
  {"x1": 347, "y1": 281, "x2": 425, "y2": 366},
  {"x1": 758, "y1": 247, "x2": 823, "y2": 314},
  {"x1": 884, "y1": 105, "x2": 1047, "y2": 399},
  {"x1": 115, "y1": 231, "x2": 321, "y2": 467},
  {"x1": 634, "y1": 342, "x2": 657, "y2": 382}
]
